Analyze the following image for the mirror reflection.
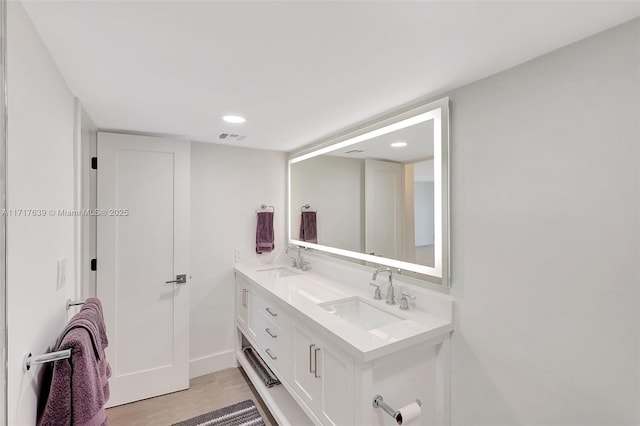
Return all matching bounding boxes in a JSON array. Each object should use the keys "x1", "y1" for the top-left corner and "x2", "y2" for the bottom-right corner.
[
  {"x1": 289, "y1": 100, "x2": 448, "y2": 278},
  {"x1": 290, "y1": 117, "x2": 436, "y2": 268}
]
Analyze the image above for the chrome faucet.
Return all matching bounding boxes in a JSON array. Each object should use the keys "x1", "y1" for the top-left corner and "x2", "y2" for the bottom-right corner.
[
  {"x1": 286, "y1": 245, "x2": 299, "y2": 268},
  {"x1": 372, "y1": 267, "x2": 395, "y2": 305},
  {"x1": 298, "y1": 251, "x2": 310, "y2": 271},
  {"x1": 286, "y1": 245, "x2": 310, "y2": 271}
]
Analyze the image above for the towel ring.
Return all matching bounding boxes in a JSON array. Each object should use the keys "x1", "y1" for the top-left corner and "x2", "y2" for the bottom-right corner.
[
  {"x1": 256, "y1": 204, "x2": 275, "y2": 213},
  {"x1": 301, "y1": 204, "x2": 318, "y2": 212}
]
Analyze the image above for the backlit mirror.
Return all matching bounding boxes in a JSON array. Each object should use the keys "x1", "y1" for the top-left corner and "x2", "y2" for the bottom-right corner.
[{"x1": 288, "y1": 97, "x2": 450, "y2": 286}]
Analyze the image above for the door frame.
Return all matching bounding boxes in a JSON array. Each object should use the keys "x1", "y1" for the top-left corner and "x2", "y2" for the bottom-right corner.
[
  {"x1": 74, "y1": 100, "x2": 97, "y2": 299},
  {"x1": 0, "y1": 0, "x2": 7, "y2": 422}
]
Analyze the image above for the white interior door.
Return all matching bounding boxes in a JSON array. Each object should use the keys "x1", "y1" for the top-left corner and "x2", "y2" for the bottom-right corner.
[
  {"x1": 365, "y1": 159, "x2": 402, "y2": 259},
  {"x1": 97, "y1": 132, "x2": 190, "y2": 407}
]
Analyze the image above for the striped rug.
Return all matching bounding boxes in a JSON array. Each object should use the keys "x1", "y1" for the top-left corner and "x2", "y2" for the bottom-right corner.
[{"x1": 171, "y1": 400, "x2": 265, "y2": 426}]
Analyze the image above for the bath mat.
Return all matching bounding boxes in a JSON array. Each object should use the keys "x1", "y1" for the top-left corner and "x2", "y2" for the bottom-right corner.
[
  {"x1": 242, "y1": 346, "x2": 281, "y2": 388},
  {"x1": 171, "y1": 399, "x2": 265, "y2": 426}
]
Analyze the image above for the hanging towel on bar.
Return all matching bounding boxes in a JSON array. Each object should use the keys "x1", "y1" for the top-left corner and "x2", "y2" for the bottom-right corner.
[
  {"x1": 39, "y1": 300, "x2": 111, "y2": 426},
  {"x1": 39, "y1": 327, "x2": 107, "y2": 426},
  {"x1": 299, "y1": 211, "x2": 317, "y2": 243},
  {"x1": 256, "y1": 211, "x2": 274, "y2": 254},
  {"x1": 79, "y1": 298, "x2": 112, "y2": 399}
]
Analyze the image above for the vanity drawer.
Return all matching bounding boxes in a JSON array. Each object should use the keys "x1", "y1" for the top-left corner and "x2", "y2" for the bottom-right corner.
[
  {"x1": 251, "y1": 320, "x2": 291, "y2": 381},
  {"x1": 251, "y1": 291, "x2": 284, "y2": 327},
  {"x1": 252, "y1": 312, "x2": 291, "y2": 353}
]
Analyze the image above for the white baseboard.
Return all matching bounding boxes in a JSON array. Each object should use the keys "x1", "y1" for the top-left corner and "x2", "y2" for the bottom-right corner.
[{"x1": 189, "y1": 350, "x2": 236, "y2": 379}]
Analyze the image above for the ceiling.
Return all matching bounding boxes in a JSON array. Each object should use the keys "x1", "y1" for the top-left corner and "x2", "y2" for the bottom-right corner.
[{"x1": 22, "y1": 1, "x2": 640, "y2": 152}]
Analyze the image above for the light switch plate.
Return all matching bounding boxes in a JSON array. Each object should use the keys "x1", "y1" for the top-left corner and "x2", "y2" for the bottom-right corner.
[{"x1": 57, "y1": 258, "x2": 67, "y2": 290}]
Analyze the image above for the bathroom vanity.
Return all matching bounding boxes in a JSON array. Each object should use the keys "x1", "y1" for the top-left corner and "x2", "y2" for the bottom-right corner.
[{"x1": 234, "y1": 261, "x2": 453, "y2": 426}]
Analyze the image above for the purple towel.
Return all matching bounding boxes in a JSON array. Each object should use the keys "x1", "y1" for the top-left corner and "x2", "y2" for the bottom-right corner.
[
  {"x1": 299, "y1": 211, "x2": 317, "y2": 243},
  {"x1": 39, "y1": 327, "x2": 108, "y2": 426},
  {"x1": 79, "y1": 299, "x2": 111, "y2": 398},
  {"x1": 256, "y1": 211, "x2": 274, "y2": 254},
  {"x1": 81, "y1": 298, "x2": 112, "y2": 399},
  {"x1": 82, "y1": 298, "x2": 109, "y2": 350},
  {"x1": 40, "y1": 299, "x2": 111, "y2": 425}
]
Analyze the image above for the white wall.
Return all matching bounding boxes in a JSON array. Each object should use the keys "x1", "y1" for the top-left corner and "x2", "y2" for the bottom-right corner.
[
  {"x1": 290, "y1": 155, "x2": 363, "y2": 252},
  {"x1": 449, "y1": 18, "x2": 639, "y2": 425},
  {"x1": 7, "y1": 2, "x2": 78, "y2": 424},
  {"x1": 189, "y1": 142, "x2": 286, "y2": 377}
]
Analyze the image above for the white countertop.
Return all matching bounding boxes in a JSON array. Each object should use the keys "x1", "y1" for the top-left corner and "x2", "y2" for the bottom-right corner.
[{"x1": 235, "y1": 261, "x2": 453, "y2": 362}]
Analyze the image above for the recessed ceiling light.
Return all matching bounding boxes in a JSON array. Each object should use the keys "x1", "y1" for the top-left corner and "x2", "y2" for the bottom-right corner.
[
  {"x1": 391, "y1": 142, "x2": 407, "y2": 148},
  {"x1": 223, "y1": 115, "x2": 246, "y2": 124}
]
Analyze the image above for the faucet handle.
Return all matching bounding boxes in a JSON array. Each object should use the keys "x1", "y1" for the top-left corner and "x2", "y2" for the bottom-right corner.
[
  {"x1": 399, "y1": 293, "x2": 416, "y2": 310},
  {"x1": 299, "y1": 260, "x2": 311, "y2": 271},
  {"x1": 369, "y1": 283, "x2": 382, "y2": 300}
]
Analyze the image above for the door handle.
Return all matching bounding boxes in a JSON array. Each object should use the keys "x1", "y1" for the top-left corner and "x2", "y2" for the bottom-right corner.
[
  {"x1": 165, "y1": 274, "x2": 187, "y2": 284},
  {"x1": 314, "y1": 348, "x2": 321, "y2": 378},
  {"x1": 309, "y1": 344, "x2": 316, "y2": 373}
]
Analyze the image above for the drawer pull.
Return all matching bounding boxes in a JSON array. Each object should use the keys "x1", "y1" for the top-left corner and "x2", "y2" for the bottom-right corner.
[
  {"x1": 265, "y1": 328, "x2": 277, "y2": 338},
  {"x1": 309, "y1": 344, "x2": 316, "y2": 373},
  {"x1": 314, "y1": 348, "x2": 321, "y2": 378},
  {"x1": 265, "y1": 307, "x2": 278, "y2": 317},
  {"x1": 266, "y1": 348, "x2": 277, "y2": 360},
  {"x1": 242, "y1": 289, "x2": 247, "y2": 308}
]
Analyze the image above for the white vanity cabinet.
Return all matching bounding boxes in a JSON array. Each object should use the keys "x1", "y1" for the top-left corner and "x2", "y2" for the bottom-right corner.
[
  {"x1": 292, "y1": 323, "x2": 355, "y2": 425},
  {"x1": 234, "y1": 267, "x2": 453, "y2": 426},
  {"x1": 235, "y1": 274, "x2": 354, "y2": 425}
]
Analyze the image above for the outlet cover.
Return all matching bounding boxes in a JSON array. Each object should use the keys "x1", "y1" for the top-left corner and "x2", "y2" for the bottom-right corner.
[{"x1": 234, "y1": 248, "x2": 245, "y2": 263}]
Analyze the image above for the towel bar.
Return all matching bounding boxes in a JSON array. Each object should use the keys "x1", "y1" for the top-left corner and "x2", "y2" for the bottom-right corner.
[
  {"x1": 66, "y1": 298, "x2": 85, "y2": 311},
  {"x1": 24, "y1": 349, "x2": 71, "y2": 371}
]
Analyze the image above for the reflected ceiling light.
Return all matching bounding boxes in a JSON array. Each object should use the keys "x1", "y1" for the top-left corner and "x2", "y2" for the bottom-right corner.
[
  {"x1": 222, "y1": 115, "x2": 246, "y2": 124},
  {"x1": 391, "y1": 142, "x2": 407, "y2": 148}
]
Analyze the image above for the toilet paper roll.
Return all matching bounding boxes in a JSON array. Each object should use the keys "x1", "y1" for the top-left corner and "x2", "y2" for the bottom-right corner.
[{"x1": 397, "y1": 401, "x2": 421, "y2": 425}]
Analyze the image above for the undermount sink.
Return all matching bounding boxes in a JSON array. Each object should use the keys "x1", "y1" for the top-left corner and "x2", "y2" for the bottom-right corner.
[
  {"x1": 256, "y1": 267, "x2": 299, "y2": 278},
  {"x1": 320, "y1": 297, "x2": 404, "y2": 331}
]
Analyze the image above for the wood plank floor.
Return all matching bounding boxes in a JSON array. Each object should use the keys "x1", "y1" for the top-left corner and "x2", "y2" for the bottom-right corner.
[{"x1": 106, "y1": 367, "x2": 277, "y2": 426}]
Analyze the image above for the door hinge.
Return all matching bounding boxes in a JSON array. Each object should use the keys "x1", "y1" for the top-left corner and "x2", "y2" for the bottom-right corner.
[
  {"x1": 90, "y1": 258, "x2": 97, "y2": 271},
  {"x1": 91, "y1": 157, "x2": 97, "y2": 170}
]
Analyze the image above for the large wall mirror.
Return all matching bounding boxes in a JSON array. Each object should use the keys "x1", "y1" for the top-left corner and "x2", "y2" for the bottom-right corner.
[{"x1": 288, "y1": 97, "x2": 450, "y2": 286}]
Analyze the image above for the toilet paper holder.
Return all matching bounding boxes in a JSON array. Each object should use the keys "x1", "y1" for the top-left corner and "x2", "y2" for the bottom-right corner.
[{"x1": 372, "y1": 394, "x2": 422, "y2": 425}]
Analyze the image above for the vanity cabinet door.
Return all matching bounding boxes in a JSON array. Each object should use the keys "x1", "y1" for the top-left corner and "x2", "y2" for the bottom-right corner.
[
  {"x1": 316, "y1": 341, "x2": 355, "y2": 426},
  {"x1": 292, "y1": 325, "x2": 322, "y2": 412},
  {"x1": 235, "y1": 276, "x2": 251, "y2": 332},
  {"x1": 292, "y1": 324, "x2": 355, "y2": 425}
]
